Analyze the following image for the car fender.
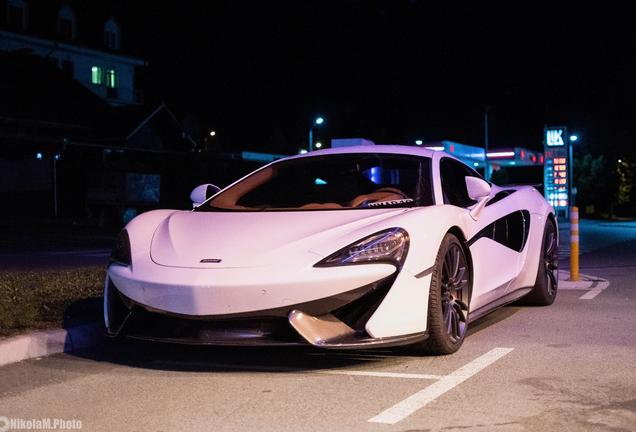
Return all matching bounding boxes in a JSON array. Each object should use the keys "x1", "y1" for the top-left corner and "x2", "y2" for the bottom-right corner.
[
  {"x1": 509, "y1": 212, "x2": 556, "y2": 292},
  {"x1": 365, "y1": 205, "x2": 469, "y2": 338},
  {"x1": 122, "y1": 209, "x2": 181, "y2": 268}
]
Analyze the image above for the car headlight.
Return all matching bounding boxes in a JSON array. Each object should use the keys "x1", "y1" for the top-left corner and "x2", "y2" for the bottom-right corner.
[
  {"x1": 315, "y1": 228, "x2": 409, "y2": 268},
  {"x1": 110, "y1": 230, "x2": 132, "y2": 266}
]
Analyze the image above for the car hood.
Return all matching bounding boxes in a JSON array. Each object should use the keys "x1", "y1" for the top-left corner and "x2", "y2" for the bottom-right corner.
[{"x1": 150, "y1": 209, "x2": 408, "y2": 269}]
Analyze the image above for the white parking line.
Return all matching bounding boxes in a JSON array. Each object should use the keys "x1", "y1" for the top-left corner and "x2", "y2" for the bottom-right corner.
[
  {"x1": 558, "y1": 271, "x2": 610, "y2": 300},
  {"x1": 368, "y1": 347, "x2": 514, "y2": 425},
  {"x1": 579, "y1": 280, "x2": 610, "y2": 300},
  {"x1": 154, "y1": 348, "x2": 514, "y2": 425}
]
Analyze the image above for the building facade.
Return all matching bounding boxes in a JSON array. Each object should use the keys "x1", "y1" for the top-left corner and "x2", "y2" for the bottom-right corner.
[{"x1": 1, "y1": 0, "x2": 146, "y2": 106}]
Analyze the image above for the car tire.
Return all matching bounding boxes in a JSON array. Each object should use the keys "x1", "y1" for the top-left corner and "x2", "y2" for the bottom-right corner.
[
  {"x1": 412, "y1": 233, "x2": 471, "y2": 355},
  {"x1": 521, "y1": 219, "x2": 558, "y2": 306}
]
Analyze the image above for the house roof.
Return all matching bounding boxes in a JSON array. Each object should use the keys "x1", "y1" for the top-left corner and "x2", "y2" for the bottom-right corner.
[
  {"x1": 96, "y1": 102, "x2": 197, "y2": 151},
  {"x1": 0, "y1": 0, "x2": 143, "y2": 58},
  {"x1": 0, "y1": 49, "x2": 109, "y2": 133}
]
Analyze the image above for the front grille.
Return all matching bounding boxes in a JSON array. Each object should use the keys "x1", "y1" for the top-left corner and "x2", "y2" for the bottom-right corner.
[{"x1": 123, "y1": 306, "x2": 303, "y2": 345}]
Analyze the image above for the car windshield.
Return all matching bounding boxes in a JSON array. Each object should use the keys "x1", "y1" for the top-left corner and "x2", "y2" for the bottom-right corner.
[{"x1": 197, "y1": 153, "x2": 434, "y2": 211}]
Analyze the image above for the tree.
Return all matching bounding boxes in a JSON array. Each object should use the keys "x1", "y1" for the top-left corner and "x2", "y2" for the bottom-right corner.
[
  {"x1": 616, "y1": 158, "x2": 635, "y2": 217},
  {"x1": 572, "y1": 154, "x2": 613, "y2": 217}
]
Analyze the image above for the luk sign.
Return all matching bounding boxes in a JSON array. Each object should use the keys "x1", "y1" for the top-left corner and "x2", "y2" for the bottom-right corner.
[
  {"x1": 544, "y1": 126, "x2": 569, "y2": 209},
  {"x1": 546, "y1": 128, "x2": 565, "y2": 146}
]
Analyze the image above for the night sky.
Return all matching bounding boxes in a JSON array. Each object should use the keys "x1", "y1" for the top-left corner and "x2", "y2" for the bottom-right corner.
[{"x1": 123, "y1": 1, "x2": 636, "y2": 157}]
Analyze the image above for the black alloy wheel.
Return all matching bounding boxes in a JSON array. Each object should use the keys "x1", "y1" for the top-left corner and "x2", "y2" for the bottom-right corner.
[
  {"x1": 414, "y1": 233, "x2": 471, "y2": 355},
  {"x1": 523, "y1": 219, "x2": 559, "y2": 306}
]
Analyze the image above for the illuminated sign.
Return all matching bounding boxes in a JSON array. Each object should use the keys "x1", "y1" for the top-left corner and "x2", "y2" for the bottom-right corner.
[
  {"x1": 487, "y1": 151, "x2": 515, "y2": 158},
  {"x1": 553, "y1": 158, "x2": 567, "y2": 184},
  {"x1": 543, "y1": 127, "x2": 569, "y2": 209},
  {"x1": 546, "y1": 128, "x2": 565, "y2": 146}
]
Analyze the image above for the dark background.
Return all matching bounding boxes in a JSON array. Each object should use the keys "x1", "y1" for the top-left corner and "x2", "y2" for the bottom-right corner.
[
  {"x1": 2, "y1": 0, "x2": 635, "y2": 222},
  {"x1": 121, "y1": 0, "x2": 635, "y2": 158}
]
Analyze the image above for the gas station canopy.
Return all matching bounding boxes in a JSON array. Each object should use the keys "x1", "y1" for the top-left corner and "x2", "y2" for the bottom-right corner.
[{"x1": 422, "y1": 141, "x2": 544, "y2": 169}]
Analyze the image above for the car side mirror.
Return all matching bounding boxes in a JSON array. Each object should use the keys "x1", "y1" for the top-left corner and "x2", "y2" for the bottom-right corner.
[
  {"x1": 465, "y1": 177, "x2": 491, "y2": 221},
  {"x1": 190, "y1": 184, "x2": 221, "y2": 208}
]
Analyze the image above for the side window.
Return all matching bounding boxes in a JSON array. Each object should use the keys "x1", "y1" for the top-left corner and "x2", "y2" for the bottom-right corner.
[{"x1": 440, "y1": 158, "x2": 481, "y2": 207}]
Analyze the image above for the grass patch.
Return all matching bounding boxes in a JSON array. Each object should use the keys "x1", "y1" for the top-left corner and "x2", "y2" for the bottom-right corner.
[{"x1": 0, "y1": 267, "x2": 106, "y2": 338}]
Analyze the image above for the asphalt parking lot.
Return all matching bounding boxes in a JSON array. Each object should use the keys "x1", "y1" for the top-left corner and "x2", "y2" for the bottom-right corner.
[{"x1": 1, "y1": 219, "x2": 635, "y2": 431}]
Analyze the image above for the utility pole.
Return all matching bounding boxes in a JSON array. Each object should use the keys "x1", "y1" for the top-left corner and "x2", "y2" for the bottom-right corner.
[{"x1": 484, "y1": 106, "x2": 491, "y2": 181}]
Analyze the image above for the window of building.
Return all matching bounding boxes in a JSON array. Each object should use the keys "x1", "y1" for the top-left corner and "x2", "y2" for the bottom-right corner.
[
  {"x1": 106, "y1": 69, "x2": 116, "y2": 88},
  {"x1": 104, "y1": 18, "x2": 121, "y2": 50},
  {"x1": 58, "y1": 6, "x2": 76, "y2": 40},
  {"x1": 7, "y1": 0, "x2": 27, "y2": 29},
  {"x1": 106, "y1": 69, "x2": 117, "y2": 99},
  {"x1": 92, "y1": 66, "x2": 102, "y2": 85}
]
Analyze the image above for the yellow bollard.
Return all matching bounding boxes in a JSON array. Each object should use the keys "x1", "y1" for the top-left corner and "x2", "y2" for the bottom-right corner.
[{"x1": 567, "y1": 206, "x2": 580, "y2": 281}]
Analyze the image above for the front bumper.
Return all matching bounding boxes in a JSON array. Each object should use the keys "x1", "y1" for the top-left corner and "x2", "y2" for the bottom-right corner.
[
  {"x1": 107, "y1": 259, "x2": 396, "y2": 317},
  {"x1": 104, "y1": 269, "x2": 426, "y2": 348}
]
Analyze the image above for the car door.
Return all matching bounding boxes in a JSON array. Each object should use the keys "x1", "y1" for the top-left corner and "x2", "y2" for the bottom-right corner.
[{"x1": 439, "y1": 158, "x2": 522, "y2": 312}]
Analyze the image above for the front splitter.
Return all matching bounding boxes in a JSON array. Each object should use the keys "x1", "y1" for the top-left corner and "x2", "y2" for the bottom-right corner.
[{"x1": 288, "y1": 309, "x2": 428, "y2": 349}]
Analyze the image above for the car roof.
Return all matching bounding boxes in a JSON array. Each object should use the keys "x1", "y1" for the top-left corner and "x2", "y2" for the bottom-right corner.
[{"x1": 285, "y1": 144, "x2": 438, "y2": 160}]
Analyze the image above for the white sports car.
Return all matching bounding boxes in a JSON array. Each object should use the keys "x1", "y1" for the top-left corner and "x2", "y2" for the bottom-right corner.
[{"x1": 105, "y1": 145, "x2": 558, "y2": 354}]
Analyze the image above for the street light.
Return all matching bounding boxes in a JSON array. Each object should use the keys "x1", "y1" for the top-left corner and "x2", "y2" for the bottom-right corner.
[
  {"x1": 203, "y1": 130, "x2": 216, "y2": 153},
  {"x1": 569, "y1": 134, "x2": 577, "y2": 207},
  {"x1": 484, "y1": 106, "x2": 492, "y2": 182},
  {"x1": 309, "y1": 117, "x2": 324, "y2": 152}
]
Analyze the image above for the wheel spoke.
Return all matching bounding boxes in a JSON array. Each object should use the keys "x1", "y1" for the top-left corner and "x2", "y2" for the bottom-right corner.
[
  {"x1": 547, "y1": 266, "x2": 557, "y2": 293},
  {"x1": 545, "y1": 232, "x2": 555, "y2": 256},
  {"x1": 443, "y1": 245, "x2": 467, "y2": 289},
  {"x1": 449, "y1": 267, "x2": 466, "y2": 288},
  {"x1": 451, "y1": 309, "x2": 459, "y2": 338},
  {"x1": 451, "y1": 249, "x2": 460, "y2": 281},
  {"x1": 442, "y1": 295, "x2": 468, "y2": 341},
  {"x1": 455, "y1": 298, "x2": 468, "y2": 311},
  {"x1": 453, "y1": 303, "x2": 463, "y2": 337},
  {"x1": 443, "y1": 248, "x2": 459, "y2": 285},
  {"x1": 443, "y1": 302, "x2": 453, "y2": 332},
  {"x1": 441, "y1": 300, "x2": 466, "y2": 342}
]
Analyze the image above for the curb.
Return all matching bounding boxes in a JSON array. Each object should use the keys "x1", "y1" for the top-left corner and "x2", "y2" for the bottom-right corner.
[
  {"x1": 558, "y1": 270, "x2": 607, "y2": 288},
  {"x1": 0, "y1": 323, "x2": 103, "y2": 368},
  {"x1": 558, "y1": 270, "x2": 610, "y2": 299}
]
